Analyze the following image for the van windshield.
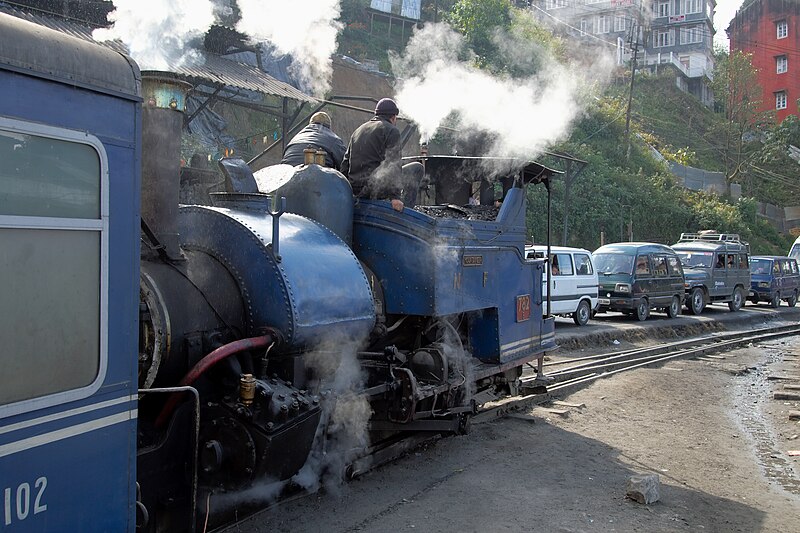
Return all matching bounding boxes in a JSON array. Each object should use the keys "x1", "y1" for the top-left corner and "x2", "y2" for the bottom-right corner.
[
  {"x1": 750, "y1": 258, "x2": 771, "y2": 275},
  {"x1": 593, "y1": 253, "x2": 634, "y2": 275},
  {"x1": 676, "y1": 251, "x2": 712, "y2": 268}
]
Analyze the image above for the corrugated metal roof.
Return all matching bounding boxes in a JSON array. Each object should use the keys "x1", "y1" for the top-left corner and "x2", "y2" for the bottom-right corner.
[
  {"x1": 170, "y1": 53, "x2": 316, "y2": 103},
  {"x1": 0, "y1": 5, "x2": 316, "y2": 103}
]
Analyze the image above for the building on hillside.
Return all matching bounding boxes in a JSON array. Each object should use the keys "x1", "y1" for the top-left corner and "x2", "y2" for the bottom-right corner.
[
  {"x1": 530, "y1": 0, "x2": 716, "y2": 106},
  {"x1": 727, "y1": 0, "x2": 800, "y2": 122}
]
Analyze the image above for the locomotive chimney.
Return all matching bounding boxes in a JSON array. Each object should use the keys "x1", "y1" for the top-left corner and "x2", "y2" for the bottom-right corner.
[{"x1": 141, "y1": 72, "x2": 192, "y2": 260}]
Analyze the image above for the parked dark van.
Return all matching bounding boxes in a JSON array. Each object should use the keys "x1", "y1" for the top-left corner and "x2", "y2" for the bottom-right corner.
[
  {"x1": 748, "y1": 256, "x2": 800, "y2": 307},
  {"x1": 671, "y1": 233, "x2": 750, "y2": 314},
  {"x1": 592, "y1": 243, "x2": 685, "y2": 321}
]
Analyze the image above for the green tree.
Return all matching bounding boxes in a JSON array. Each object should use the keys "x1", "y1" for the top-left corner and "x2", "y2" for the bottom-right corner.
[
  {"x1": 710, "y1": 50, "x2": 772, "y2": 191},
  {"x1": 447, "y1": 0, "x2": 513, "y2": 69}
]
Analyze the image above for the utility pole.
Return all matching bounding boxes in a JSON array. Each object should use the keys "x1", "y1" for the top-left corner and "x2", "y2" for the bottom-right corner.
[{"x1": 624, "y1": 22, "x2": 641, "y2": 163}]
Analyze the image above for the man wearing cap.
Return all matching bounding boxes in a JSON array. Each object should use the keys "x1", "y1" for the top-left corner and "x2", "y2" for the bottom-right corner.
[
  {"x1": 281, "y1": 111, "x2": 346, "y2": 170},
  {"x1": 341, "y1": 98, "x2": 424, "y2": 212}
]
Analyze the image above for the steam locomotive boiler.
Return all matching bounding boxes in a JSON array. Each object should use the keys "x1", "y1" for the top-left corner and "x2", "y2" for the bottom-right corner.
[{"x1": 134, "y1": 75, "x2": 557, "y2": 530}]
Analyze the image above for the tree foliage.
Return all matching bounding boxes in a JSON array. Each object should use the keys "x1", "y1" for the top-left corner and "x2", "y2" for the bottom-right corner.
[
  {"x1": 709, "y1": 50, "x2": 773, "y2": 186},
  {"x1": 446, "y1": 0, "x2": 513, "y2": 69}
]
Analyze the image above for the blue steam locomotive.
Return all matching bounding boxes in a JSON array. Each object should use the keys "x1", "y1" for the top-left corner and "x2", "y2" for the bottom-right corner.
[{"x1": 0, "y1": 13, "x2": 555, "y2": 532}]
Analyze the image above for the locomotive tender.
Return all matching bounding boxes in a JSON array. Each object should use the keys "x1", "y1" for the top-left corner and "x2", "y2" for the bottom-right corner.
[{"x1": 0, "y1": 13, "x2": 556, "y2": 531}]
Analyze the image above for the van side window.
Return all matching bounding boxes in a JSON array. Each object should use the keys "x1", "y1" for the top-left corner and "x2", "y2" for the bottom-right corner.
[
  {"x1": 739, "y1": 254, "x2": 748, "y2": 269},
  {"x1": 651, "y1": 256, "x2": 668, "y2": 276},
  {"x1": 782, "y1": 260, "x2": 792, "y2": 274},
  {"x1": 726, "y1": 253, "x2": 736, "y2": 269},
  {"x1": 635, "y1": 255, "x2": 651, "y2": 275},
  {"x1": 553, "y1": 253, "x2": 573, "y2": 276},
  {"x1": 574, "y1": 254, "x2": 593, "y2": 275},
  {"x1": 773, "y1": 261, "x2": 781, "y2": 274},
  {"x1": 666, "y1": 256, "x2": 681, "y2": 276},
  {"x1": 792, "y1": 260, "x2": 799, "y2": 274},
  {"x1": 714, "y1": 254, "x2": 725, "y2": 269}
]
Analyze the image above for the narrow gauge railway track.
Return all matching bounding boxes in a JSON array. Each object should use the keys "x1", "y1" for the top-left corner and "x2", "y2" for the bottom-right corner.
[
  {"x1": 218, "y1": 323, "x2": 800, "y2": 532},
  {"x1": 475, "y1": 322, "x2": 800, "y2": 423}
]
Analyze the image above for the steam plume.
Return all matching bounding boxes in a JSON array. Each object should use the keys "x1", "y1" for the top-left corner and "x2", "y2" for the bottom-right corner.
[
  {"x1": 93, "y1": 0, "x2": 215, "y2": 70},
  {"x1": 391, "y1": 23, "x2": 613, "y2": 160},
  {"x1": 293, "y1": 339, "x2": 371, "y2": 492},
  {"x1": 236, "y1": 0, "x2": 343, "y2": 96}
]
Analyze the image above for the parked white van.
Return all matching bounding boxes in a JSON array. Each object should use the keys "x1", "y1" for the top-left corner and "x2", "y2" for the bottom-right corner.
[{"x1": 525, "y1": 245, "x2": 599, "y2": 326}]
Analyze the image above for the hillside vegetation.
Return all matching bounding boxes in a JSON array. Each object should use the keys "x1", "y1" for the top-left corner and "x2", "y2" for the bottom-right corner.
[{"x1": 335, "y1": 1, "x2": 795, "y2": 255}]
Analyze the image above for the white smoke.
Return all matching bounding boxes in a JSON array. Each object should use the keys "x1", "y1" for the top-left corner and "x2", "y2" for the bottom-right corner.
[
  {"x1": 93, "y1": 0, "x2": 215, "y2": 70},
  {"x1": 391, "y1": 23, "x2": 613, "y2": 160},
  {"x1": 293, "y1": 339, "x2": 372, "y2": 492},
  {"x1": 236, "y1": 0, "x2": 343, "y2": 96}
]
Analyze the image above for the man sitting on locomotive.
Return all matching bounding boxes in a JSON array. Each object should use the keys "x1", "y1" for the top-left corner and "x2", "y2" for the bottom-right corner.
[
  {"x1": 341, "y1": 98, "x2": 424, "y2": 212},
  {"x1": 281, "y1": 111, "x2": 346, "y2": 170}
]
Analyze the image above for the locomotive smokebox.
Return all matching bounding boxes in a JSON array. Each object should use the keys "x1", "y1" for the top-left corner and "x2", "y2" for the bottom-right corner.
[{"x1": 141, "y1": 73, "x2": 192, "y2": 260}]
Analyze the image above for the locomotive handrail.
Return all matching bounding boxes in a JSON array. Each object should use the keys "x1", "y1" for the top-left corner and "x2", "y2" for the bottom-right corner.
[{"x1": 138, "y1": 386, "x2": 200, "y2": 533}]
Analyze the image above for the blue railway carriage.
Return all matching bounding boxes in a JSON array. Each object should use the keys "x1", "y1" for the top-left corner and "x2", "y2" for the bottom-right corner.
[{"x1": 0, "y1": 13, "x2": 140, "y2": 532}]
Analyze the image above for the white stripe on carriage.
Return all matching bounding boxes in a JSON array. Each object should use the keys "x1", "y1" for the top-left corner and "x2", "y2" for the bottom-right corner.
[
  {"x1": 500, "y1": 336, "x2": 537, "y2": 350},
  {"x1": 0, "y1": 395, "x2": 136, "y2": 436},
  {"x1": 0, "y1": 410, "x2": 137, "y2": 459},
  {"x1": 502, "y1": 337, "x2": 556, "y2": 356}
]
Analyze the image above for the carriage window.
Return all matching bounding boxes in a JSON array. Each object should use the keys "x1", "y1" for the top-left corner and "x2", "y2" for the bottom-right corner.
[{"x1": 0, "y1": 121, "x2": 105, "y2": 413}]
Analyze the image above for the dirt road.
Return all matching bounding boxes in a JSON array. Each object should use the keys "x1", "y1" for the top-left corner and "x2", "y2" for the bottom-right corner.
[{"x1": 234, "y1": 312, "x2": 800, "y2": 533}]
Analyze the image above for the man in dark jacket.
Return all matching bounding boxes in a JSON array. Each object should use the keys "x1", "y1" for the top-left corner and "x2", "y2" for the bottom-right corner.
[
  {"x1": 341, "y1": 98, "x2": 424, "y2": 212},
  {"x1": 281, "y1": 111, "x2": 346, "y2": 170}
]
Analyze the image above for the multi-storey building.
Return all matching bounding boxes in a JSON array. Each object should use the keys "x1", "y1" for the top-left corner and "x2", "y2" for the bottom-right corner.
[
  {"x1": 532, "y1": 0, "x2": 716, "y2": 106},
  {"x1": 727, "y1": 0, "x2": 800, "y2": 122}
]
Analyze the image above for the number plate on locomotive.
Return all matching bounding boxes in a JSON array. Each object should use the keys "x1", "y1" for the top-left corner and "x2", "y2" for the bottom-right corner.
[{"x1": 516, "y1": 294, "x2": 531, "y2": 322}]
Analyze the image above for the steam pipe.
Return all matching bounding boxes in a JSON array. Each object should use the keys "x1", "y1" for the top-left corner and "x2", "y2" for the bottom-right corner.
[
  {"x1": 269, "y1": 196, "x2": 286, "y2": 262},
  {"x1": 154, "y1": 333, "x2": 277, "y2": 427}
]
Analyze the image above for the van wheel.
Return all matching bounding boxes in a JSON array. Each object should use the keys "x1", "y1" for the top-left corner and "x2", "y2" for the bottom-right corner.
[
  {"x1": 687, "y1": 287, "x2": 705, "y2": 315},
  {"x1": 666, "y1": 295, "x2": 681, "y2": 318},
  {"x1": 635, "y1": 299, "x2": 650, "y2": 321},
  {"x1": 770, "y1": 292, "x2": 781, "y2": 308},
  {"x1": 728, "y1": 287, "x2": 744, "y2": 312},
  {"x1": 573, "y1": 300, "x2": 591, "y2": 326},
  {"x1": 787, "y1": 291, "x2": 798, "y2": 307}
]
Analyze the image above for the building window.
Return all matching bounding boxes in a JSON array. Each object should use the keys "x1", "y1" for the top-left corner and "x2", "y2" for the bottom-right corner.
[
  {"x1": 580, "y1": 18, "x2": 589, "y2": 36},
  {"x1": 546, "y1": 0, "x2": 567, "y2": 9},
  {"x1": 777, "y1": 55, "x2": 788, "y2": 74},
  {"x1": 658, "y1": 1, "x2": 670, "y2": 17},
  {"x1": 684, "y1": 0, "x2": 701, "y2": 14},
  {"x1": 587, "y1": 0, "x2": 603, "y2": 4},
  {"x1": 776, "y1": 91, "x2": 788, "y2": 110},
  {"x1": 654, "y1": 29, "x2": 674, "y2": 47},
  {"x1": 595, "y1": 15, "x2": 611, "y2": 34},
  {"x1": 777, "y1": 20, "x2": 788, "y2": 39},
  {"x1": 680, "y1": 25, "x2": 703, "y2": 44},
  {"x1": 615, "y1": 14, "x2": 626, "y2": 32}
]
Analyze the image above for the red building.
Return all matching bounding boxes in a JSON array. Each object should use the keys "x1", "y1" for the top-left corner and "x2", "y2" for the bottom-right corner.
[{"x1": 727, "y1": 0, "x2": 800, "y2": 122}]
